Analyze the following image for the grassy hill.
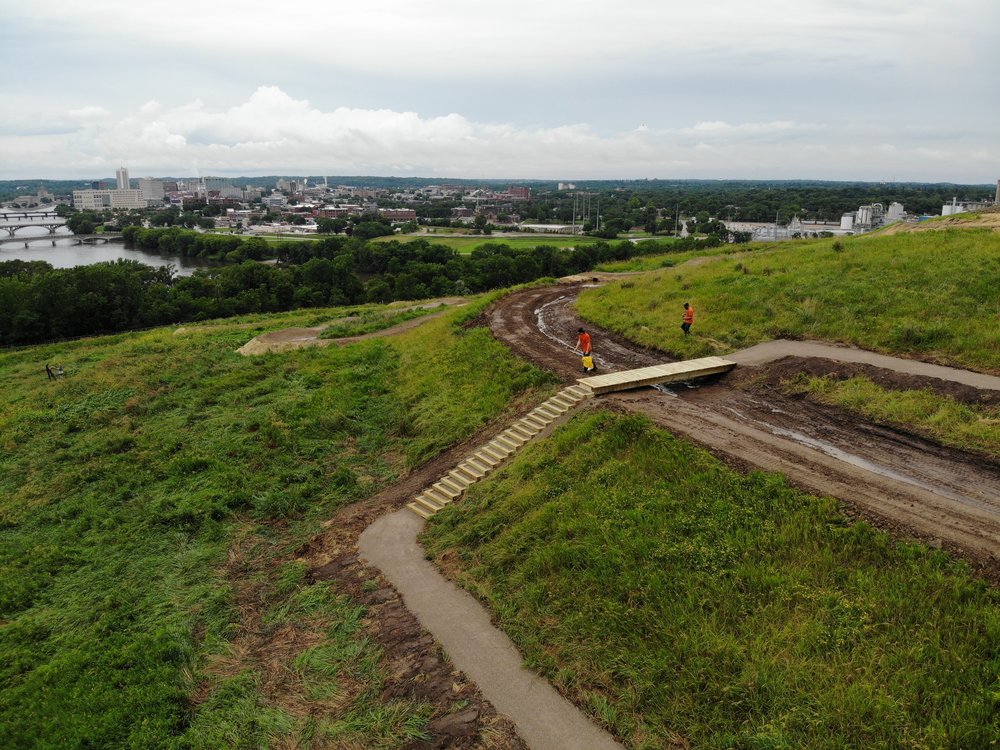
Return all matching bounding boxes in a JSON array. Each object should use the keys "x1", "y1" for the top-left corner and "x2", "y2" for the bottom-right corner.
[
  {"x1": 423, "y1": 411, "x2": 999, "y2": 749},
  {"x1": 423, "y1": 225, "x2": 1000, "y2": 748},
  {"x1": 0, "y1": 299, "x2": 554, "y2": 749},
  {"x1": 577, "y1": 227, "x2": 1000, "y2": 373}
]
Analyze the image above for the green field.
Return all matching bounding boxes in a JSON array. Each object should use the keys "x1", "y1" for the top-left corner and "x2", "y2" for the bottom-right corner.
[
  {"x1": 422, "y1": 410, "x2": 1000, "y2": 749},
  {"x1": 577, "y1": 228, "x2": 1000, "y2": 373},
  {"x1": 0, "y1": 298, "x2": 554, "y2": 749},
  {"x1": 371, "y1": 233, "x2": 595, "y2": 254}
]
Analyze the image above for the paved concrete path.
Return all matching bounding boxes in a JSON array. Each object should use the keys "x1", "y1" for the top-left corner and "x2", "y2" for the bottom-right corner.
[
  {"x1": 359, "y1": 510, "x2": 624, "y2": 750},
  {"x1": 729, "y1": 339, "x2": 1000, "y2": 391},
  {"x1": 357, "y1": 337, "x2": 999, "y2": 750}
]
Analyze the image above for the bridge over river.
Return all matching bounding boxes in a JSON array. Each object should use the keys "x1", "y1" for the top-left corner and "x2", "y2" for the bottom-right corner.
[{"x1": 0, "y1": 232, "x2": 123, "y2": 248}]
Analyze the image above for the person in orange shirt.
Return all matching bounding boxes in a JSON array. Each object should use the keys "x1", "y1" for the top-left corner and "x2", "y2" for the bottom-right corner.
[
  {"x1": 576, "y1": 328, "x2": 592, "y2": 355},
  {"x1": 681, "y1": 302, "x2": 694, "y2": 336}
]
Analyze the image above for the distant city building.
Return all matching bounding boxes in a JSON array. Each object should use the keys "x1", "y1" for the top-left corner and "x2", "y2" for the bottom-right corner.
[
  {"x1": 507, "y1": 186, "x2": 531, "y2": 200},
  {"x1": 137, "y1": 178, "x2": 166, "y2": 202},
  {"x1": 557, "y1": 183, "x2": 576, "y2": 191},
  {"x1": 73, "y1": 188, "x2": 147, "y2": 210},
  {"x1": 263, "y1": 193, "x2": 288, "y2": 208},
  {"x1": 116, "y1": 166, "x2": 130, "y2": 190},
  {"x1": 203, "y1": 177, "x2": 233, "y2": 193},
  {"x1": 378, "y1": 208, "x2": 417, "y2": 221}
]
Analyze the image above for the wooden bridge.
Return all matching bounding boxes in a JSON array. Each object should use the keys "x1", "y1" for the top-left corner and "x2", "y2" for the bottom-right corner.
[
  {"x1": 407, "y1": 356, "x2": 735, "y2": 518},
  {"x1": 577, "y1": 356, "x2": 735, "y2": 394}
]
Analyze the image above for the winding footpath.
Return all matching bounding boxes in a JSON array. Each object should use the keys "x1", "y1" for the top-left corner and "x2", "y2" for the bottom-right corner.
[
  {"x1": 360, "y1": 512, "x2": 625, "y2": 750},
  {"x1": 353, "y1": 287, "x2": 1000, "y2": 749}
]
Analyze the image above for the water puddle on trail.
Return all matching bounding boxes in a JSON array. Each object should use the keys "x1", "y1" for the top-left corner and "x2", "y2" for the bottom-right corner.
[
  {"x1": 535, "y1": 296, "x2": 609, "y2": 371},
  {"x1": 722, "y1": 406, "x2": 992, "y2": 509}
]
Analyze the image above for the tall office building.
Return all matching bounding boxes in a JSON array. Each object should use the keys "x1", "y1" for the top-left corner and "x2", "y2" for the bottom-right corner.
[
  {"x1": 137, "y1": 178, "x2": 166, "y2": 202},
  {"x1": 116, "y1": 166, "x2": 130, "y2": 190}
]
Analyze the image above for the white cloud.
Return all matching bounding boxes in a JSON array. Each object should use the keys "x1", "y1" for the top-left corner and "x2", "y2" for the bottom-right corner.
[
  {"x1": 679, "y1": 121, "x2": 822, "y2": 141},
  {"x1": 1, "y1": 86, "x2": 993, "y2": 182},
  {"x1": 2, "y1": 1, "x2": 997, "y2": 182}
]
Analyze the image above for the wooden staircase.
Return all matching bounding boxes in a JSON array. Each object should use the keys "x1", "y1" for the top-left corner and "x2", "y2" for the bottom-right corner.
[
  {"x1": 406, "y1": 357, "x2": 737, "y2": 519},
  {"x1": 406, "y1": 384, "x2": 594, "y2": 518}
]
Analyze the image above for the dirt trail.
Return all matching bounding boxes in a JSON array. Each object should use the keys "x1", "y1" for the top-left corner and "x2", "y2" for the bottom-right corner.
[
  {"x1": 484, "y1": 283, "x2": 1000, "y2": 574},
  {"x1": 281, "y1": 281, "x2": 999, "y2": 749},
  {"x1": 237, "y1": 298, "x2": 467, "y2": 355}
]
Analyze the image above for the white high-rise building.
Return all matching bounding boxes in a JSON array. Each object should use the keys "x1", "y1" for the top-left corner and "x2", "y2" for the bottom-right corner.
[
  {"x1": 116, "y1": 166, "x2": 130, "y2": 190},
  {"x1": 73, "y1": 188, "x2": 147, "y2": 210},
  {"x1": 137, "y1": 178, "x2": 165, "y2": 202}
]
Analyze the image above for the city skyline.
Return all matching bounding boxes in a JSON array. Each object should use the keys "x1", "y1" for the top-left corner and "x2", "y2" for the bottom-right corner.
[{"x1": 2, "y1": 1, "x2": 998, "y2": 183}]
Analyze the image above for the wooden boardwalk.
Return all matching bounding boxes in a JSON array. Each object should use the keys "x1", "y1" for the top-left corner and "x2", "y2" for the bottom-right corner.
[{"x1": 578, "y1": 356, "x2": 736, "y2": 394}]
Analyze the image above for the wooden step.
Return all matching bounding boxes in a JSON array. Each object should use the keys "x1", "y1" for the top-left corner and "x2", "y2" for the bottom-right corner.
[
  {"x1": 412, "y1": 495, "x2": 443, "y2": 513},
  {"x1": 501, "y1": 428, "x2": 529, "y2": 445},
  {"x1": 534, "y1": 404, "x2": 562, "y2": 420},
  {"x1": 407, "y1": 502, "x2": 434, "y2": 519},
  {"x1": 436, "y1": 477, "x2": 465, "y2": 497},
  {"x1": 422, "y1": 487, "x2": 452, "y2": 506},
  {"x1": 508, "y1": 423, "x2": 537, "y2": 439},
  {"x1": 456, "y1": 462, "x2": 485, "y2": 480},
  {"x1": 465, "y1": 455, "x2": 494, "y2": 473},
  {"x1": 473, "y1": 449, "x2": 501, "y2": 467},
  {"x1": 485, "y1": 439, "x2": 514, "y2": 456},
  {"x1": 520, "y1": 415, "x2": 546, "y2": 431},
  {"x1": 480, "y1": 444, "x2": 508, "y2": 463},
  {"x1": 495, "y1": 434, "x2": 521, "y2": 451},
  {"x1": 542, "y1": 399, "x2": 570, "y2": 413},
  {"x1": 447, "y1": 469, "x2": 476, "y2": 487},
  {"x1": 548, "y1": 394, "x2": 575, "y2": 409}
]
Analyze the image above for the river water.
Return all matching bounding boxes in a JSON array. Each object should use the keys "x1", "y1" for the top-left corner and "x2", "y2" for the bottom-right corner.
[{"x1": 0, "y1": 222, "x2": 219, "y2": 277}]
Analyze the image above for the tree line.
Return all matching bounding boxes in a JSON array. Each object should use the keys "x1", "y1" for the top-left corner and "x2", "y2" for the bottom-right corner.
[{"x1": 0, "y1": 234, "x2": 674, "y2": 346}]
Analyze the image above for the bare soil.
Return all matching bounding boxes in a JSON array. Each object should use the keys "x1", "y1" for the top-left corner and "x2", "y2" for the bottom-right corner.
[
  {"x1": 481, "y1": 283, "x2": 1000, "y2": 578},
  {"x1": 878, "y1": 205, "x2": 1000, "y2": 235},
  {"x1": 237, "y1": 298, "x2": 467, "y2": 355}
]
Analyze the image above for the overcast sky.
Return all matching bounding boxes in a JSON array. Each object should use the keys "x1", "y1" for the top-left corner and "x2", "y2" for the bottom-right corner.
[{"x1": 2, "y1": 0, "x2": 997, "y2": 183}]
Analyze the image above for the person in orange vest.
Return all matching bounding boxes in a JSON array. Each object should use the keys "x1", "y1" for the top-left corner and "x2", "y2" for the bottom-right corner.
[
  {"x1": 681, "y1": 302, "x2": 694, "y2": 336},
  {"x1": 575, "y1": 328, "x2": 595, "y2": 372}
]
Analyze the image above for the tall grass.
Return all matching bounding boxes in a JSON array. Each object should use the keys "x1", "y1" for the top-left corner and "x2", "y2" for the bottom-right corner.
[
  {"x1": 783, "y1": 373, "x2": 1000, "y2": 461},
  {"x1": 0, "y1": 298, "x2": 553, "y2": 748},
  {"x1": 577, "y1": 228, "x2": 1000, "y2": 372},
  {"x1": 423, "y1": 411, "x2": 1000, "y2": 749}
]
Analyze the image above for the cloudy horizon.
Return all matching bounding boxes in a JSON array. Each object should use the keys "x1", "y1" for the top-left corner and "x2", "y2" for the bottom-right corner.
[{"x1": 2, "y1": 0, "x2": 997, "y2": 183}]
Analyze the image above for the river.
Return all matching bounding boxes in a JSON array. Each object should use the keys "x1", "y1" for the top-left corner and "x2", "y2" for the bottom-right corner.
[{"x1": 0, "y1": 222, "x2": 220, "y2": 277}]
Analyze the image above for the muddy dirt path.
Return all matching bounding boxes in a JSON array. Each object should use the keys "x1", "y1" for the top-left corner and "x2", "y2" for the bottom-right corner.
[
  {"x1": 237, "y1": 298, "x2": 467, "y2": 355},
  {"x1": 484, "y1": 284, "x2": 1000, "y2": 575}
]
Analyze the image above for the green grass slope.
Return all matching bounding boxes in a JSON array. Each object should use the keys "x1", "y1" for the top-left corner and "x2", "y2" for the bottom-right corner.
[
  {"x1": 577, "y1": 228, "x2": 1000, "y2": 373},
  {"x1": 423, "y1": 411, "x2": 1000, "y2": 749},
  {"x1": 0, "y1": 298, "x2": 554, "y2": 749}
]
